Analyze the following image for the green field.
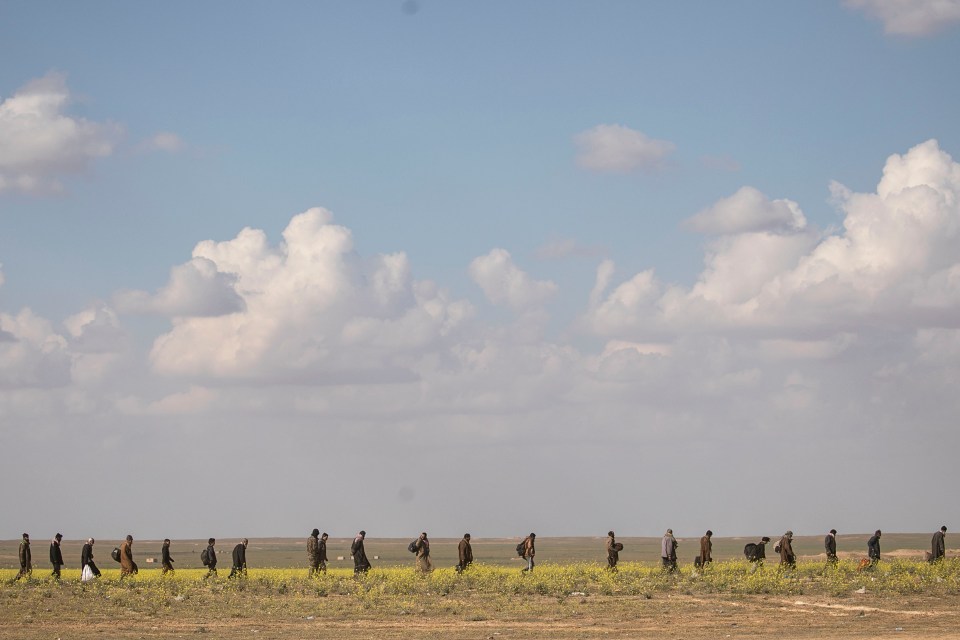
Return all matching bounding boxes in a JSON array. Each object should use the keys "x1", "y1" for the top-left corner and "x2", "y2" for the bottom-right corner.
[{"x1": 0, "y1": 533, "x2": 945, "y2": 571}]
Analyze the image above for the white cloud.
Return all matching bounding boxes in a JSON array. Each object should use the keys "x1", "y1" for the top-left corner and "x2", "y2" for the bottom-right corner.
[
  {"x1": 147, "y1": 207, "x2": 473, "y2": 378},
  {"x1": 846, "y1": 0, "x2": 960, "y2": 36},
  {"x1": 574, "y1": 124, "x2": 675, "y2": 173},
  {"x1": 685, "y1": 186, "x2": 808, "y2": 235},
  {"x1": 0, "y1": 73, "x2": 122, "y2": 194},
  {"x1": 0, "y1": 308, "x2": 71, "y2": 388},
  {"x1": 585, "y1": 139, "x2": 960, "y2": 337},
  {"x1": 468, "y1": 248, "x2": 558, "y2": 310},
  {"x1": 114, "y1": 257, "x2": 245, "y2": 317}
]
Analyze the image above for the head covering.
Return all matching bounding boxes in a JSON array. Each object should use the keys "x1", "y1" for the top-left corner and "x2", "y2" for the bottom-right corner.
[
  {"x1": 829, "y1": 529, "x2": 837, "y2": 535},
  {"x1": 666, "y1": 529, "x2": 673, "y2": 535},
  {"x1": 312, "y1": 528, "x2": 320, "y2": 537}
]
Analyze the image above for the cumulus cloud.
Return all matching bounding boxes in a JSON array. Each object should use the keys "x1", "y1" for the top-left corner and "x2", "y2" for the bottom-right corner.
[
  {"x1": 574, "y1": 124, "x2": 675, "y2": 173},
  {"x1": 846, "y1": 0, "x2": 960, "y2": 36},
  {"x1": 0, "y1": 73, "x2": 122, "y2": 194},
  {"x1": 684, "y1": 186, "x2": 808, "y2": 235},
  {"x1": 0, "y1": 309, "x2": 71, "y2": 388},
  {"x1": 147, "y1": 207, "x2": 473, "y2": 378},
  {"x1": 114, "y1": 257, "x2": 245, "y2": 317},
  {"x1": 468, "y1": 248, "x2": 559, "y2": 310},
  {"x1": 586, "y1": 139, "x2": 960, "y2": 337}
]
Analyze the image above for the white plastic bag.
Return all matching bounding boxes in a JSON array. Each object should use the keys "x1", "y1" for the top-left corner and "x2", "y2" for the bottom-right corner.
[{"x1": 81, "y1": 565, "x2": 95, "y2": 582}]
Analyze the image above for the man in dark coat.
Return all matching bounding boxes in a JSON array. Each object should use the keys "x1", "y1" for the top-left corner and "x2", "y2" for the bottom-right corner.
[
  {"x1": 778, "y1": 531, "x2": 796, "y2": 568},
  {"x1": 307, "y1": 529, "x2": 321, "y2": 576},
  {"x1": 16, "y1": 533, "x2": 32, "y2": 581},
  {"x1": 698, "y1": 531, "x2": 713, "y2": 568},
  {"x1": 606, "y1": 531, "x2": 619, "y2": 571},
  {"x1": 352, "y1": 531, "x2": 371, "y2": 574},
  {"x1": 457, "y1": 533, "x2": 473, "y2": 573},
  {"x1": 81, "y1": 538, "x2": 100, "y2": 578},
  {"x1": 825, "y1": 529, "x2": 838, "y2": 562},
  {"x1": 229, "y1": 539, "x2": 248, "y2": 578},
  {"x1": 49, "y1": 533, "x2": 64, "y2": 580},
  {"x1": 745, "y1": 537, "x2": 770, "y2": 565},
  {"x1": 161, "y1": 539, "x2": 175, "y2": 574},
  {"x1": 318, "y1": 533, "x2": 328, "y2": 573},
  {"x1": 203, "y1": 538, "x2": 217, "y2": 578},
  {"x1": 867, "y1": 530, "x2": 882, "y2": 565},
  {"x1": 931, "y1": 526, "x2": 947, "y2": 563}
]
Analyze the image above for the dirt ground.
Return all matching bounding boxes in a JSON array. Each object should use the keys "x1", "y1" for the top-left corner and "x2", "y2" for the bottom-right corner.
[{"x1": 3, "y1": 592, "x2": 959, "y2": 639}]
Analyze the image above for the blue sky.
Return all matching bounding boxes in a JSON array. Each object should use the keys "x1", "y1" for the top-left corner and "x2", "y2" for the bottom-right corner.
[{"x1": 2, "y1": 1, "x2": 960, "y2": 540}]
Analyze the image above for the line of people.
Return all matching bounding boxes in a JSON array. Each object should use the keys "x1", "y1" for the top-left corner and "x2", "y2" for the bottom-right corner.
[{"x1": 11, "y1": 526, "x2": 950, "y2": 582}]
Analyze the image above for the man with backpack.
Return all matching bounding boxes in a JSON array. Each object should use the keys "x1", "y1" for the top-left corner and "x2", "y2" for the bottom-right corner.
[
  {"x1": 16, "y1": 533, "x2": 31, "y2": 581},
  {"x1": 229, "y1": 539, "x2": 248, "y2": 578},
  {"x1": 777, "y1": 531, "x2": 796, "y2": 568},
  {"x1": 352, "y1": 531, "x2": 371, "y2": 574},
  {"x1": 413, "y1": 532, "x2": 433, "y2": 573},
  {"x1": 161, "y1": 539, "x2": 175, "y2": 574},
  {"x1": 457, "y1": 533, "x2": 473, "y2": 573},
  {"x1": 606, "y1": 531, "x2": 621, "y2": 571},
  {"x1": 867, "y1": 530, "x2": 882, "y2": 566},
  {"x1": 743, "y1": 536, "x2": 770, "y2": 567},
  {"x1": 202, "y1": 538, "x2": 217, "y2": 578},
  {"x1": 49, "y1": 533, "x2": 64, "y2": 580},
  {"x1": 520, "y1": 533, "x2": 536, "y2": 573},
  {"x1": 119, "y1": 535, "x2": 137, "y2": 579}
]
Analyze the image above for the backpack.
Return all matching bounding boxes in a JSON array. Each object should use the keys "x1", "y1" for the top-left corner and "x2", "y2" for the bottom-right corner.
[
  {"x1": 516, "y1": 541, "x2": 526, "y2": 557},
  {"x1": 407, "y1": 540, "x2": 418, "y2": 554},
  {"x1": 200, "y1": 548, "x2": 210, "y2": 566},
  {"x1": 774, "y1": 544, "x2": 781, "y2": 554},
  {"x1": 613, "y1": 542, "x2": 624, "y2": 552},
  {"x1": 744, "y1": 543, "x2": 758, "y2": 561},
  {"x1": 111, "y1": 547, "x2": 121, "y2": 562}
]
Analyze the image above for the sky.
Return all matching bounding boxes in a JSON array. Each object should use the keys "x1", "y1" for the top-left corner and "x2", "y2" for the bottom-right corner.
[{"x1": 1, "y1": 0, "x2": 960, "y2": 542}]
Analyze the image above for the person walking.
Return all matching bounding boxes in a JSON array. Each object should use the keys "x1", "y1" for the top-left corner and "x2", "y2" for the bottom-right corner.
[
  {"x1": 161, "y1": 539, "x2": 175, "y2": 574},
  {"x1": 414, "y1": 532, "x2": 433, "y2": 573},
  {"x1": 521, "y1": 533, "x2": 536, "y2": 573},
  {"x1": 606, "y1": 531, "x2": 620, "y2": 571},
  {"x1": 119, "y1": 535, "x2": 138, "y2": 579},
  {"x1": 661, "y1": 529, "x2": 678, "y2": 571},
  {"x1": 777, "y1": 531, "x2": 796, "y2": 568},
  {"x1": 81, "y1": 538, "x2": 100, "y2": 580},
  {"x1": 318, "y1": 532, "x2": 328, "y2": 573},
  {"x1": 825, "y1": 529, "x2": 838, "y2": 563},
  {"x1": 698, "y1": 531, "x2": 713, "y2": 568},
  {"x1": 867, "y1": 530, "x2": 882, "y2": 566},
  {"x1": 307, "y1": 529, "x2": 321, "y2": 576},
  {"x1": 202, "y1": 538, "x2": 217, "y2": 578},
  {"x1": 457, "y1": 533, "x2": 473, "y2": 573},
  {"x1": 931, "y1": 526, "x2": 947, "y2": 563},
  {"x1": 352, "y1": 531, "x2": 371, "y2": 574},
  {"x1": 229, "y1": 539, "x2": 248, "y2": 578},
  {"x1": 49, "y1": 533, "x2": 64, "y2": 580},
  {"x1": 744, "y1": 537, "x2": 770, "y2": 567},
  {"x1": 16, "y1": 533, "x2": 32, "y2": 581}
]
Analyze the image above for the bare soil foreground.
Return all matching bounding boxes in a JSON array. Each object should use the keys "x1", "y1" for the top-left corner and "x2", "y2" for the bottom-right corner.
[{"x1": 2, "y1": 590, "x2": 960, "y2": 639}]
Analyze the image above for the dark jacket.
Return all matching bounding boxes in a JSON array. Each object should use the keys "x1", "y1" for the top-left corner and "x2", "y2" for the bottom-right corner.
[
  {"x1": 352, "y1": 536, "x2": 370, "y2": 571},
  {"x1": 867, "y1": 535, "x2": 881, "y2": 560},
  {"x1": 161, "y1": 543, "x2": 174, "y2": 565},
  {"x1": 81, "y1": 543, "x2": 94, "y2": 567},
  {"x1": 50, "y1": 540, "x2": 64, "y2": 566},
  {"x1": 458, "y1": 538, "x2": 473, "y2": 567},
  {"x1": 932, "y1": 530, "x2": 946, "y2": 561},
  {"x1": 778, "y1": 535, "x2": 795, "y2": 564},
  {"x1": 232, "y1": 543, "x2": 246, "y2": 569},
  {"x1": 825, "y1": 534, "x2": 837, "y2": 558},
  {"x1": 318, "y1": 538, "x2": 327, "y2": 563},
  {"x1": 19, "y1": 538, "x2": 31, "y2": 568},
  {"x1": 206, "y1": 544, "x2": 217, "y2": 568}
]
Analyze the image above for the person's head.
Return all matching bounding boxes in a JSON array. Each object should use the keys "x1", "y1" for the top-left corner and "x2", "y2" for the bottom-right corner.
[
  {"x1": 321, "y1": 532, "x2": 328, "y2": 540},
  {"x1": 463, "y1": 533, "x2": 471, "y2": 540},
  {"x1": 359, "y1": 530, "x2": 366, "y2": 538},
  {"x1": 22, "y1": 533, "x2": 29, "y2": 540},
  {"x1": 608, "y1": 531, "x2": 615, "y2": 537},
  {"x1": 55, "y1": 533, "x2": 62, "y2": 542},
  {"x1": 706, "y1": 530, "x2": 713, "y2": 537},
  {"x1": 941, "y1": 526, "x2": 948, "y2": 533},
  {"x1": 126, "y1": 535, "x2": 133, "y2": 542},
  {"x1": 311, "y1": 528, "x2": 320, "y2": 537},
  {"x1": 666, "y1": 529, "x2": 673, "y2": 535},
  {"x1": 786, "y1": 531, "x2": 793, "y2": 538},
  {"x1": 830, "y1": 529, "x2": 837, "y2": 535},
  {"x1": 875, "y1": 530, "x2": 882, "y2": 537},
  {"x1": 761, "y1": 536, "x2": 771, "y2": 543},
  {"x1": 208, "y1": 538, "x2": 216, "y2": 545},
  {"x1": 241, "y1": 538, "x2": 248, "y2": 547},
  {"x1": 163, "y1": 538, "x2": 171, "y2": 545},
  {"x1": 420, "y1": 532, "x2": 427, "y2": 539},
  {"x1": 529, "y1": 533, "x2": 536, "y2": 539},
  {"x1": 88, "y1": 538, "x2": 94, "y2": 545}
]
